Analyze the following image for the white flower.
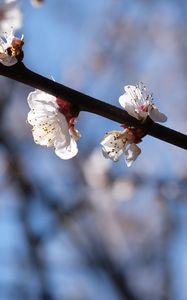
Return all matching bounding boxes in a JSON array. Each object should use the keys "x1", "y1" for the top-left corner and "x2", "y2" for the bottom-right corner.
[
  {"x1": 119, "y1": 82, "x2": 167, "y2": 123},
  {"x1": 0, "y1": 28, "x2": 24, "y2": 66},
  {"x1": 27, "y1": 90, "x2": 81, "y2": 160},
  {"x1": 100, "y1": 130, "x2": 141, "y2": 167},
  {"x1": 1, "y1": 1, "x2": 22, "y2": 33}
]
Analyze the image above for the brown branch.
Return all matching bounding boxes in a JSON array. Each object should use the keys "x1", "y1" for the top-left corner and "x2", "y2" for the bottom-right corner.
[{"x1": 0, "y1": 62, "x2": 186, "y2": 150}]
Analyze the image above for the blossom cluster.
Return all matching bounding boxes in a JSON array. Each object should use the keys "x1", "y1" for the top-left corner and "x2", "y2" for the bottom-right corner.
[
  {"x1": 26, "y1": 82, "x2": 167, "y2": 167},
  {"x1": 0, "y1": 0, "x2": 44, "y2": 66},
  {"x1": 101, "y1": 82, "x2": 167, "y2": 167},
  {"x1": 0, "y1": 23, "x2": 167, "y2": 167}
]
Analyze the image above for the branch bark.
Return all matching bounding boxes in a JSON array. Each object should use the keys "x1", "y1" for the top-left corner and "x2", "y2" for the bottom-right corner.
[{"x1": 0, "y1": 62, "x2": 186, "y2": 150}]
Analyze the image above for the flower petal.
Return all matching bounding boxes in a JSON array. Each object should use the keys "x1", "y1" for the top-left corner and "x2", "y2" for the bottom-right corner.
[
  {"x1": 32, "y1": 125, "x2": 55, "y2": 146},
  {"x1": 119, "y1": 93, "x2": 132, "y2": 109},
  {"x1": 27, "y1": 90, "x2": 57, "y2": 110},
  {"x1": 124, "y1": 143, "x2": 141, "y2": 167},
  {"x1": 101, "y1": 130, "x2": 127, "y2": 162},
  {"x1": 55, "y1": 138, "x2": 78, "y2": 159},
  {"x1": 124, "y1": 85, "x2": 137, "y2": 95},
  {"x1": 149, "y1": 107, "x2": 167, "y2": 123},
  {"x1": 27, "y1": 109, "x2": 57, "y2": 126},
  {"x1": 119, "y1": 85, "x2": 147, "y2": 120},
  {"x1": 119, "y1": 96, "x2": 142, "y2": 120}
]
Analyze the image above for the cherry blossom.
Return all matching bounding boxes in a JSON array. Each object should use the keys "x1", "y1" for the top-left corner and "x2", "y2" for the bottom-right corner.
[
  {"x1": 27, "y1": 90, "x2": 81, "y2": 160},
  {"x1": 119, "y1": 82, "x2": 167, "y2": 123},
  {"x1": 101, "y1": 129, "x2": 141, "y2": 167},
  {"x1": 0, "y1": 28, "x2": 24, "y2": 66}
]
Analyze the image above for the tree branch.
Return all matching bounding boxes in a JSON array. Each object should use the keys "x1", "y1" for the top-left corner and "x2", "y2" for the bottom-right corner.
[{"x1": 0, "y1": 62, "x2": 186, "y2": 150}]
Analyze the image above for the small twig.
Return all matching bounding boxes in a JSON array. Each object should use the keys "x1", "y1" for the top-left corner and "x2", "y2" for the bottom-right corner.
[{"x1": 0, "y1": 62, "x2": 186, "y2": 150}]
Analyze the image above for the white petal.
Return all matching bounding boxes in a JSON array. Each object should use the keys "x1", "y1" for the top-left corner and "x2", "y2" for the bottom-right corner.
[
  {"x1": 119, "y1": 93, "x2": 132, "y2": 109},
  {"x1": 55, "y1": 138, "x2": 78, "y2": 159},
  {"x1": 124, "y1": 143, "x2": 141, "y2": 167},
  {"x1": 124, "y1": 85, "x2": 137, "y2": 94},
  {"x1": 119, "y1": 85, "x2": 147, "y2": 120},
  {"x1": 124, "y1": 85, "x2": 142, "y2": 100},
  {"x1": 52, "y1": 112, "x2": 71, "y2": 147},
  {"x1": 31, "y1": 102, "x2": 57, "y2": 115},
  {"x1": 149, "y1": 107, "x2": 167, "y2": 123},
  {"x1": 32, "y1": 125, "x2": 55, "y2": 146},
  {"x1": 125, "y1": 103, "x2": 142, "y2": 120},
  {"x1": 134, "y1": 108, "x2": 148, "y2": 122},
  {"x1": 119, "y1": 95, "x2": 142, "y2": 120},
  {"x1": 31, "y1": 112, "x2": 67, "y2": 146},
  {"x1": 101, "y1": 130, "x2": 127, "y2": 162},
  {"x1": 31, "y1": 110, "x2": 70, "y2": 147},
  {"x1": 27, "y1": 109, "x2": 56, "y2": 126},
  {"x1": 27, "y1": 90, "x2": 57, "y2": 110}
]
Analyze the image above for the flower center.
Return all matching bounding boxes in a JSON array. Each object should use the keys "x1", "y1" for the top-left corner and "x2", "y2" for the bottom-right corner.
[
  {"x1": 139, "y1": 104, "x2": 148, "y2": 112},
  {"x1": 120, "y1": 126, "x2": 145, "y2": 144},
  {"x1": 56, "y1": 97, "x2": 80, "y2": 128},
  {"x1": 6, "y1": 35, "x2": 24, "y2": 62}
]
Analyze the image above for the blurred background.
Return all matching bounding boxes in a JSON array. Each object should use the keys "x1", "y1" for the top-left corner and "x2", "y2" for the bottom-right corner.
[{"x1": 0, "y1": 0, "x2": 187, "y2": 299}]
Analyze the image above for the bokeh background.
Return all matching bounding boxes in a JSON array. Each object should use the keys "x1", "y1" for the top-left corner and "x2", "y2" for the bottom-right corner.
[{"x1": 0, "y1": 0, "x2": 187, "y2": 299}]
